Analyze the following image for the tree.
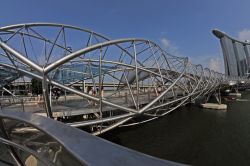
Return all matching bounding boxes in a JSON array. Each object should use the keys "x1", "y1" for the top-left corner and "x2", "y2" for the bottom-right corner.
[{"x1": 31, "y1": 78, "x2": 43, "y2": 95}]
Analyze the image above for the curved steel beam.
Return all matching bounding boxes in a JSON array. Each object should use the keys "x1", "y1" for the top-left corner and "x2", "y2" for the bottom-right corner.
[{"x1": 0, "y1": 111, "x2": 179, "y2": 166}]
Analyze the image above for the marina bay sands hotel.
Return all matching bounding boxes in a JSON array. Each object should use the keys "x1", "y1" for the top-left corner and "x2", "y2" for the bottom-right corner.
[{"x1": 213, "y1": 30, "x2": 250, "y2": 77}]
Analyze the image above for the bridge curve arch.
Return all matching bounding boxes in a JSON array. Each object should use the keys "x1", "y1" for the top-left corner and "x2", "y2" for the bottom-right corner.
[{"x1": 0, "y1": 23, "x2": 248, "y2": 135}]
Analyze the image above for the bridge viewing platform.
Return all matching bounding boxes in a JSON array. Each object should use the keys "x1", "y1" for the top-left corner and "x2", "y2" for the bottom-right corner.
[{"x1": 0, "y1": 23, "x2": 249, "y2": 165}]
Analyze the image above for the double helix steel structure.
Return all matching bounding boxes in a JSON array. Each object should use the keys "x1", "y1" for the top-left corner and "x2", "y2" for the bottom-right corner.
[
  {"x1": 0, "y1": 23, "x2": 249, "y2": 136},
  {"x1": 0, "y1": 23, "x2": 250, "y2": 166}
]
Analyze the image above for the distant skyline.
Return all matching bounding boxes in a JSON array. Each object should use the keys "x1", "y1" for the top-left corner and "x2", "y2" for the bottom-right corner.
[{"x1": 1, "y1": 0, "x2": 250, "y2": 73}]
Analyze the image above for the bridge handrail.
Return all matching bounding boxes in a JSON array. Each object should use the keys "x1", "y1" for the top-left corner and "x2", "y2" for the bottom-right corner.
[{"x1": 0, "y1": 111, "x2": 182, "y2": 166}]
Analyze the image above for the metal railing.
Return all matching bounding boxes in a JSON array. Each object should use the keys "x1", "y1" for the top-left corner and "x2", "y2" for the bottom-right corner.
[{"x1": 0, "y1": 111, "x2": 183, "y2": 166}]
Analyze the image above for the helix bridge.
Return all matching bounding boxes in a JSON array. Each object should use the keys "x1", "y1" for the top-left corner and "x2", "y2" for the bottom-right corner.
[{"x1": 0, "y1": 23, "x2": 249, "y2": 165}]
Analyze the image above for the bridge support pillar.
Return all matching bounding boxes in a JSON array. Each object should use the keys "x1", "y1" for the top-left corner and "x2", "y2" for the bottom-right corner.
[
  {"x1": 42, "y1": 75, "x2": 53, "y2": 118},
  {"x1": 202, "y1": 89, "x2": 227, "y2": 110},
  {"x1": 201, "y1": 103, "x2": 227, "y2": 110},
  {"x1": 228, "y1": 92, "x2": 241, "y2": 97},
  {"x1": 214, "y1": 90, "x2": 222, "y2": 104},
  {"x1": 227, "y1": 85, "x2": 241, "y2": 97}
]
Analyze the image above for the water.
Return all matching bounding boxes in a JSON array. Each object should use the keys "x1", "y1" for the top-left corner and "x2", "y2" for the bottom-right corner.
[{"x1": 102, "y1": 91, "x2": 250, "y2": 166}]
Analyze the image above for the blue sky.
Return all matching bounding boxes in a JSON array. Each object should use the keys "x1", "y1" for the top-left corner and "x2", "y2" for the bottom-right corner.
[{"x1": 1, "y1": 0, "x2": 250, "y2": 72}]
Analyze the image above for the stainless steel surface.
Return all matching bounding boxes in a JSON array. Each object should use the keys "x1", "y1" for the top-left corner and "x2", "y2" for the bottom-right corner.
[
  {"x1": 0, "y1": 111, "x2": 183, "y2": 166},
  {"x1": 0, "y1": 22, "x2": 250, "y2": 165},
  {"x1": 0, "y1": 23, "x2": 249, "y2": 135}
]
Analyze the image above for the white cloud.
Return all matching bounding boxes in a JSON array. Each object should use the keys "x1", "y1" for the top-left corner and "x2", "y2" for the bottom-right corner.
[
  {"x1": 208, "y1": 57, "x2": 223, "y2": 72},
  {"x1": 160, "y1": 37, "x2": 178, "y2": 54},
  {"x1": 238, "y1": 28, "x2": 250, "y2": 41},
  {"x1": 160, "y1": 38, "x2": 170, "y2": 48},
  {"x1": 159, "y1": 37, "x2": 224, "y2": 73},
  {"x1": 190, "y1": 55, "x2": 224, "y2": 73}
]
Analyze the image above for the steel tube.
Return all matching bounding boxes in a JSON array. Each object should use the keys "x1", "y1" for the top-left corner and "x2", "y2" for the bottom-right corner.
[{"x1": 0, "y1": 42, "x2": 43, "y2": 73}]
